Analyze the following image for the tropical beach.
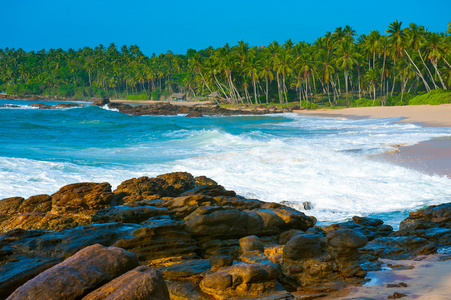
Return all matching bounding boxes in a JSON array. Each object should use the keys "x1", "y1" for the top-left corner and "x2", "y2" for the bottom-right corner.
[{"x1": 2, "y1": 0, "x2": 451, "y2": 298}]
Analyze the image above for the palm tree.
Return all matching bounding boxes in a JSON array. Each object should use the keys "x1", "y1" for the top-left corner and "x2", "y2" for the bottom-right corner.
[
  {"x1": 403, "y1": 23, "x2": 433, "y2": 90},
  {"x1": 386, "y1": 20, "x2": 407, "y2": 96},
  {"x1": 425, "y1": 32, "x2": 447, "y2": 89},
  {"x1": 333, "y1": 40, "x2": 359, "y2": 107},
  {"x1": 364, "y1": 68, "x2": 380, "y2": 105}
]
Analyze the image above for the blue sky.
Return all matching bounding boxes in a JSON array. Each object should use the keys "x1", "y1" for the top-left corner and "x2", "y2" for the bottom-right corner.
[{"x1": 2, "y1": 0, "x2": 450, "y2": 56}]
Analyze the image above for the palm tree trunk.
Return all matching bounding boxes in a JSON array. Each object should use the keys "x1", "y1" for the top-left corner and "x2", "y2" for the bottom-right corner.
[
  {"x1": 253, "y1": 77, "x2": 258, "y2": 104},
  {"x1": 277, "y1": 72, "x2": 282, "y2": 104},
  {"x1": 403, "y1": 50, "x2": 431, "y2": 92},
  {"x1": 265, "y1": 77, "x2": 269, "y2": 104},
  {"x1": 418, "y1": 49, "x2": 438, "y2": 89},
  {"x1": 432, "y1": 60, "x2": 447, "y2": 90},
  {"x1": 344, "y1": 69, "x2": 349, "y2": 108}
]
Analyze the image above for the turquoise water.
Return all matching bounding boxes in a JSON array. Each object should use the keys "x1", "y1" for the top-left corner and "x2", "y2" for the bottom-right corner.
[{"x1": 1, "y1": 99, "x2": 451, "y2": 227}]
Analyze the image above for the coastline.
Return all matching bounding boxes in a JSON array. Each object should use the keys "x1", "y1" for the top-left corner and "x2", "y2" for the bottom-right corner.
[
  {"x1": 294, "y1": 104, "x2": 451, "y2": 127},
  {"x1": 296, "y1": 104, "x2": 451, "y2": 178}
]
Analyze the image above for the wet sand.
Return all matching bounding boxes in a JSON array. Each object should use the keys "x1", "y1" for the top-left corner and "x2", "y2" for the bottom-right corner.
[
  {"x1": 296, "y1": 104, "x2": 451, "y2": 178},
  {"x1": 324, "y1": 254, "x2": 451, "y2": 300}
]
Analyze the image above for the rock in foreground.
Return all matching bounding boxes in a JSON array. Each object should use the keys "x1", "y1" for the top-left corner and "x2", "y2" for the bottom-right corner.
[{"x1": 0, "y1": 172, "x2": 449, "y2": 299}]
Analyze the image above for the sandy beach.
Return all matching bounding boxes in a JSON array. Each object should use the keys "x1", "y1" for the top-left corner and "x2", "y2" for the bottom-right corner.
[
  {"x1": 296, "y1": 104, "x2": 451, "y2": 178},
  {"x1": 295, "y1": 104, "x2": 451, "y2": 127}
]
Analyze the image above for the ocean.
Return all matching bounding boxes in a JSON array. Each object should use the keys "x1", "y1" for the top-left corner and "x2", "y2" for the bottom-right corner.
[{"x1": 1, "y1": 99, "x2": 451, "y2": 228}]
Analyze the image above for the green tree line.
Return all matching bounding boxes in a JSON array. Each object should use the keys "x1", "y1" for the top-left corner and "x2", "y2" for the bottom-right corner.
[{"x1": 1, "y1": 21, "x2": 451, "y2": 107}]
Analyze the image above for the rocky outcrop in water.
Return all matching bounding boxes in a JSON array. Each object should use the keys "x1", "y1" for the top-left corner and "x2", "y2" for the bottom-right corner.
[
  {"x1": 0, "y1": 172, "x2": 450, "y2": 299},
  {"x1": 92, "y1": 98, "x2": 279, "y2": 116}
]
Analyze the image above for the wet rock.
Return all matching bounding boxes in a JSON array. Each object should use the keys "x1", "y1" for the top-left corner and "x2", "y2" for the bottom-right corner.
[
  {"x1": 91, "y1": 98, "x2": 110, "y2": 106},
  {"x1": 209, "y1": 256, "x2": 233, "y2": 271},
  {"x1": 200, "y1": 262, "x2": 281, "y2": 299},
  {"x1": 185, "y1": 208, "x2": 249, "y2": 238},
  {"x1": 194, "y1": 176, "x2": 218, "y2": 187},
  {"x1": 325, "y1": 217, "x2": 393, "y2": 241},
  {"x1": 186, "y1": 111, "x2": 203, "y2": 117},
  {"x1": 360, "y1": 236, "x2": 437, "y2": 259},
  {"x1": 114, "y1": 172, "x2": 196, "y2": 199},
  {"x1": 55, "y1": 103, "x2": 84, "y2": 108},
  {"x1": 83, "y1": 266, "x2": 170, "y2": 300},
  {"x1": 283, "y1": 233, "x2": 323, "y2": 260},
  {"x1": 0, "y1": 197, "x2": 24, "y2": 215},
  {"x1": 114, "y1": 216, "x2": 200, "y2": 267},
  {"x1": 29, "y1": 103, "x2": 54, "y2": 109},
  {"x1": 180, "y1": 184, "x2": 236, "y2": 197},
  {"x1": 7, "y1": 244, "x2": 139, "y2": 300},
  {"x1": 0, "y1": 256, "x2": 62, "y2": 299},
  {"x1": 326, "y1": 229, "x2": 368, "y2": 253},
  {"x1": 240, "y1": 235, "x2": 264, "y2": 253},
  {"x1": 0, "y1": 212, "x2": 77, "y2": 233},
  {"x1": 279, "y1": 229, "x2": 305, "y2": 244},
  {"x1": 51, "y1": 182, "x2": 115, "y2": 224},
  {"x1": 163, "y1": 259, "x2": 211, "y2": 280},
  {"x1": 396, "y1": 203, "x2": 451, "y2": 246},
  {"x1": 92, "y1": 205, "x2": 168, "y2": 224},
  {"x1": 17, "y1": 194, "x2": 52, "y2": 214}
]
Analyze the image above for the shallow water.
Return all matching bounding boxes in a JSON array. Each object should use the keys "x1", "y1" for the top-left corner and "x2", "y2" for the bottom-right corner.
[{"x1": 2, "y1": 99, "x2": 451, "y2": 228}]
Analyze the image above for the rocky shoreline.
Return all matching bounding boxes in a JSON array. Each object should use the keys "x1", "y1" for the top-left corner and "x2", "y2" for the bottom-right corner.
[
  {"x1": 1, "y1": 96, "x2": 299, "y2": 116},
  {"x1": 1, "y1": 172, "x2": 450, "y2": 299}
]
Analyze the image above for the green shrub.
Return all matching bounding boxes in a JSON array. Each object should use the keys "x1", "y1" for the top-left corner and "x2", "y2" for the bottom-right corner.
[
  {"x1": 350, "y1": 98, "x2": 380, "y2": 107},
  {"x1": 126, "y1": 93, "x2": 149, "y2": 100},
  {"x1": 408, "y1": 89, "x2": 451, "y2": 105},
  {"x1": 386, "y1": 92, "x2": 414, "y2": 106},
  {"x1": 150, "y1": 88, "x2": 161, "y2": 100}
]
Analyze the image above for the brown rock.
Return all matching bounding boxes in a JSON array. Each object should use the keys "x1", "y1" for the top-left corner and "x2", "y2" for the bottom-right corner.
[
  {"x1": 114, "y1": 216, "x2": 200, "y2": 267},
  {"x1": 82, "y1": 266, "x2": 169, "y2": 300},
  {"x1": 239, "y1": 235, "x2": 264, "y2": 253},
  {"x1": 17, "y1": 195, "x2": 52, "y2": 214},
  {"x1": 0, "y1": 197, "x2": 24, "y2": 215},
  {"x1": 0, "y1": 213, "x2": 76, "y2": 233},
  {"x1": 283, "y1": 233, "x2": 322, "y2": 260},
  {"x1": 194, "y1": 176, "x2": 217, "y2": 187},
  {"x1": 7, "y1": 244, "x2": 139, "y2": 300},
  {"x1": 51, "y1": 182, "x2": 114, "y2": 223},
  {"x1": 91, "y1": 98, "x2": 110, "y2": 106},
  {"x1": 209, "y1": 256, "x2": 233, "y2": 271}
]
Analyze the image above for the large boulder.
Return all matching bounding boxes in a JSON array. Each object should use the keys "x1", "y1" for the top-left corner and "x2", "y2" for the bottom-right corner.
[
  {"x1": 283, "y1": 233, "x2": 322, "y2": 260},
  {"x1": 7, "y1": 244, "x2": 139, "y2": 300},
  {"x1": 200, "y1": 262, "x2": 282, "y2": 299},
  {"x1": 0, "y1": 223, "x2": 139, "y2": 298},
  {"x1": 82, "y1": 266, "x2": 170, "y2": 300}
]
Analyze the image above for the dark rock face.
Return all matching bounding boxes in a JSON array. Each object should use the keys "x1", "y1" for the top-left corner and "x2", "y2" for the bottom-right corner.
[
  {"x1": 7, "y1": 244, "x2": 139, "y2": 300},
  {"x1": 1, "y1": 172, "x2": 449, "y2": 299},
  {"x1": 90, "y1": 98, "x2": 111, "y2": 106},
  {"x1": 90, "y1": 100, "x2": 276, "y2": 116},
  {"x1": 82, "y1": 266, "x2": 170, "y2": 300},
  {"x1": 395, "y1": 203, "x2": 451, "y2": 246},
  {"x1": 0, "y1": 223, "x2": 138, "y2": 298}
]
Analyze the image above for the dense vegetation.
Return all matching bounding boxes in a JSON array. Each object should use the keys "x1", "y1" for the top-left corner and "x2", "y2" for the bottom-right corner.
[{"x1": 1, "y1": 21, "x2": 451, "y2": 107}]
